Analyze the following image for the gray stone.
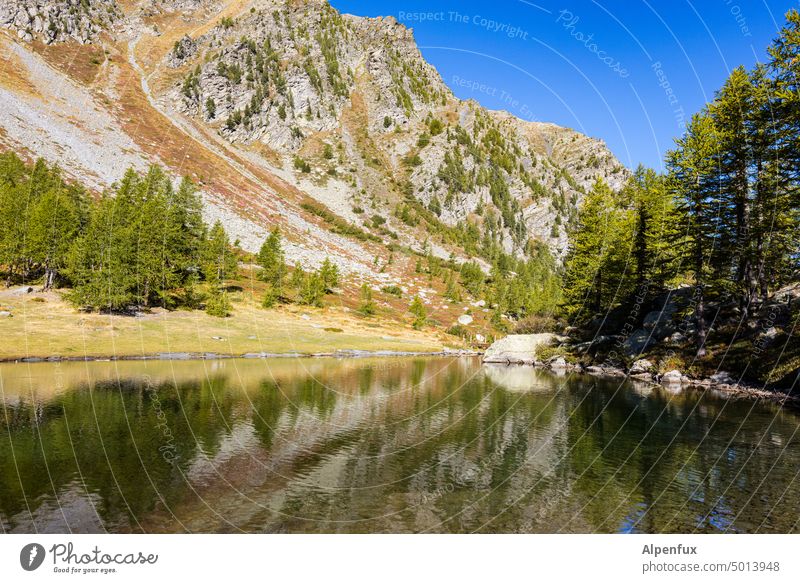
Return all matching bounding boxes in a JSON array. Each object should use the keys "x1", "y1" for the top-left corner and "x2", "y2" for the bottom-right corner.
[
  {"x1": 661, "y1": 370, "x2": 684, "y2": 385},
  {"x1": 629, "y1": 359, "x2": 654, "y2": 375},
  {"x1": 710, "y1": 371, "x2": 736, "y2": 385},
  {"x1": 622, "y1": 328, "x2": 652, "y2": 356},
  {"x1": 482, "y1": 333, "x2": 556, "y2": 365}
]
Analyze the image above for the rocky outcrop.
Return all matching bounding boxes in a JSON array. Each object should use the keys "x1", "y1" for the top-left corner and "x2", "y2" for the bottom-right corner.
[
  {"x1": 482, "y1": 333, "x2": 556, "y2": 365},
  {"x1": 166, "y1": 0, "x2": 628, "y2": 260},
  {"x1": 0, "y1": 0, "x2": 120, "y2": 44},
  {"x1": 167, "y1": 35, "x2": 197, "y2": 68}
]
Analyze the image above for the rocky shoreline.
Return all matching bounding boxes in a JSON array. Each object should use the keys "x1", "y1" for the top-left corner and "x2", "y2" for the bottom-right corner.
[{"x1": 482, "y1": 334, "x2": 800, "y2": 408}]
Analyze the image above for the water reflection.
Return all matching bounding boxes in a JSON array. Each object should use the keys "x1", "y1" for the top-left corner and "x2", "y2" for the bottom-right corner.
[{"x1": 0, "y1": 357, "x2": 798, "y2": 533}]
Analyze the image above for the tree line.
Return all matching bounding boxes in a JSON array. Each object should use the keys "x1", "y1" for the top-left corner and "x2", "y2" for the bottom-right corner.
[
  {"x1": 0, "y1": 155, "x2": 238, "y2": 316},
  {"x1": 562, "y1": 10, "x2": 800, "y2": 356}
]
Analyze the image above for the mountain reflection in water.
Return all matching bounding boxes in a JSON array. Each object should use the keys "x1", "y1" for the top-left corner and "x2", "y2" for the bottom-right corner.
[{"x1": 1, "y1": 356, "x2": 798, "y2": 533}]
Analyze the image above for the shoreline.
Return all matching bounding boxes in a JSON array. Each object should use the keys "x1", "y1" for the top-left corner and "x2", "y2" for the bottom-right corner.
[
  {"x1": 0, "y1": 348, "x2": 483, "y2": 364},
  {"x1": 535, "y1": 360, "x2": 800, "y2": 409}
]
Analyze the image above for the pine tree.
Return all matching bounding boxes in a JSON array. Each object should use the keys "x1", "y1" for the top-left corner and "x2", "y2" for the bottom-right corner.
[
  {"x1": 299, "y1": 271, "x2": 325, "y2": 307},
  {"x1": 562, "y1": 179, "x2": 634, "y2": 318},
  {"x1": 202, "y1": 220, "x2": 237, "y2": 287},
  {"x1": 357, "y1": 283, "x2": 376, "y2": 316},
  {"x1": 201, "y1": 220, "x2": 237, "y2": 316},
  {"x1": 667, "y1": 112, "x2": 722, "y2": 356},
  {"x1": 410, "y1": 295, "x2": 427, "y2": 329},
  {"x1": 257, "y1": 227, "x2": 287, "y2": 305},
  {"x1": 319, "y1": 257, "x2": 339, "y2": 291}
]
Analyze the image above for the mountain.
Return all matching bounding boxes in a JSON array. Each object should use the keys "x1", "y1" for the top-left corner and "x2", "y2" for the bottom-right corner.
[{"x1": 0, "y1": 0, "x2": 627, "y2": 283}]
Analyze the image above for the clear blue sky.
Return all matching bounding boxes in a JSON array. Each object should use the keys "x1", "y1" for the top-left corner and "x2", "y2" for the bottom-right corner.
[{"x1": 329, "y1": 0, "x2": 795, "y2": 170}]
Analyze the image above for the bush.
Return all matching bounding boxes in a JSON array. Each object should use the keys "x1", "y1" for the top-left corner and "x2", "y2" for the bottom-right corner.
[
  {"x1": 357, "y1": 283, "x2": 376, "y2": 316},
  {"x1": 205, "y1": 288, "x2": 231, "y2": 317},
  {"x1": 513, "y1": 315, "x2": 556, "y2": 334},
  {"x1": 293, "y1": 156, "x2": 311, "y2": 173},
  {"x1": 446, "y1": 324, "x2": 470, "y2": 339},
  {"x1": 381, "y1": 285, "x2": 402, "y2": 297}
]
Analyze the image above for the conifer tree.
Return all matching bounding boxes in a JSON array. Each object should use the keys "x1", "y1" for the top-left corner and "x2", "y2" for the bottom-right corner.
[
  {"x1": 410, "y1": 295, "x2": 427, "y2": 329},
  {"x1": 319, "y1": 257, "x2": 339, "y2": 291},
  {"x1": 357, "y1": 283, "x2": 376, "y2": 316}
]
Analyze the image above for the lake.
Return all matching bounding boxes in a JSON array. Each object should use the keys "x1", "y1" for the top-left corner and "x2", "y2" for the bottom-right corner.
[{"x1": 1, "y1": 356, "x2": 798, "y2": 533}]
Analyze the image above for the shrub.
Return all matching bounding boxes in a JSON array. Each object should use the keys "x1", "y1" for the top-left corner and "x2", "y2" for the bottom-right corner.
[
  {"x1": 381, "y1": 285, "x2": 402, "y2": 297},
  {"x1": 205, "y1": 288, "x2": 231, "y2": 317},
  {"x1": 293, "y1": 156, "x2": 311, "y2": 173},
  {"x1": 513, "y1": 315, "x2": 556, "y2": 334},
  {"x1": 357, "y1": 283, "x2": 376, "y2": 316}
]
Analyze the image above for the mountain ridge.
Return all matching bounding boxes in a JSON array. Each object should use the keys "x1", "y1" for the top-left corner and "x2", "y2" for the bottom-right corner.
[{"x1": 0, "y1": 0, "x2": 628, "y2": 283}]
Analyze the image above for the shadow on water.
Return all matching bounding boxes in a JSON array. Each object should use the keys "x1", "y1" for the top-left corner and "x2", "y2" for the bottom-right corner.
[{"x1": 0, "y1": 357, "x2": 798, "y2": 533}]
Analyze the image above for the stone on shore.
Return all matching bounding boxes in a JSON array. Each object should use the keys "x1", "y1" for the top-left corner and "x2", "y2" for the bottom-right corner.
[
  {"x1": 482, "y1": 333, "x2": 556, "y2": 365},
  {"x1": 661, "y1": 370, "x2": 684, "y2": 385},
  {"x1": 629, "y1": 359, "x2": 654, "y2": 375}
]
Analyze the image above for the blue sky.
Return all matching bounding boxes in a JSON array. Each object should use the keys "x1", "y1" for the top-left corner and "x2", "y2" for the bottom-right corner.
[{"x1": 329, "y1": 0, "x2": 796, "y2": 170}]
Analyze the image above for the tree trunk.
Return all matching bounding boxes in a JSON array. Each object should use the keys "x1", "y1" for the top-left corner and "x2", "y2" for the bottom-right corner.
[
  {"x1": 695, "y1": 286, "x2": 707, "y2": 358},
  {"x1": 42, "y1": 267, "x2": 56, "y2": 291}
]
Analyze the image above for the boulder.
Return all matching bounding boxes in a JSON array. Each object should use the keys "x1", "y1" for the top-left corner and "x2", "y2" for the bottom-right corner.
[
  {"x1": 661, "y1": 370, "x2": 684, "y2": 385},
  {"x1": 621, "y1": 328, "x2": 652, "y2": 356},
  {"x1": 482, "y1": 333, "x2": 556, "y2": 365},
  {"x1": 710, "y1": 371, "x2": 736, "y2": 385},
  {"x1": 457, "y1": 314, "x2": 473, "y2": 326},
  {"x1": 629, "y1": 359, "x2": 654, "y2": 375},
  {"x1": 547, "y1": 356, "x2": 568, "y2": 370}
]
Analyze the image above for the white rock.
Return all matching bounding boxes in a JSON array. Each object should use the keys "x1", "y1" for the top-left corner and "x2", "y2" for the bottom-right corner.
[
  {"x1": 661, "y1": 370, "x2": 684, "y2": 385},
  {"x1": 482, "y1": 334, "x2": 556, "y2": 365}
]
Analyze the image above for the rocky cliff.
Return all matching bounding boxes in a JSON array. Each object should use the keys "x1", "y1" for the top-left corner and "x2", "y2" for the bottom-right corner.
[
  {"x1": 0, "y1": 0, "x2": 628, "y2": 279},
  {"x1": 165, "y1": 0, "x2": 627, "y2": 258}
]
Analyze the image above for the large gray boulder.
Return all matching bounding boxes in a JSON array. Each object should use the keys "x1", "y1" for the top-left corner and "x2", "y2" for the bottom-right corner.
[{"x1": 482, "y1": 334, "x2": 556, "y2": 365}]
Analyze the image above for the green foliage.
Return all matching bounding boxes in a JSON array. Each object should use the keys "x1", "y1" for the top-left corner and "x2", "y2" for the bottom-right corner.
[
  {"x1": 562, "y1": 179, "x2": 633, "y2": 318},
  {"x1": 459, "y1": 261, "x2": 485, "y2": 297},
  {"x1": 319, "y1": 257, "x2": 339, "y2": 291},
  {"x1": 62, "y1": 166, "x2": 214, "y2": 312},
  {"x1": 205, "y1": 97, "x2": 216, "y2": 119},
  {"x1": 257, "y1": 227, "x2": 286, "y2": 304},
  {"x1": 205, "y1": 286, "x2": 231, "y2": 317},
  {"x1": 300, "y1": 200, "x2": 381, "y2": 242},
  {"x1": 410, "y1": 295, "x2": 427, "y2": 329},
  {"x1": 357, "y1": 283, "x2": 376, "y2": 316},
  {"x1": 381, "y1": 284, "x2": 402, "y2": 297},
  {"x1": 298, "y1": 270, "x2": 325, "y2": 307},
  {"x1": 0, "y1": 155, "x2": 88, "y2": 289},
  {"x1": 293, "y1": 156, "x2": 311, "y2": 173},
  {"x1": 202, "y1": 220, "x2": 237, "y2": 288},
  {"x1": 428, "y1": 118, "x2": 444, "y2": 136}
]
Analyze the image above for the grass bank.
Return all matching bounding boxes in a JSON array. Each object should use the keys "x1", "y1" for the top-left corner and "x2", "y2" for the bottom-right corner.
[{"x1": 0, "y1": 286, "x2": 448, "y2": 361}]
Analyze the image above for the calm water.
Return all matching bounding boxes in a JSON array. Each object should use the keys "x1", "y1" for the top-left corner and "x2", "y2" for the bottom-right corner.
[{"x1": 1, "y1": 356, "x2": 798, "y2": 533}]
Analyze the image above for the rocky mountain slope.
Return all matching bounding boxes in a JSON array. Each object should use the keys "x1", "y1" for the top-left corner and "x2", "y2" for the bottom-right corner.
[{"x1": 0, "y1": 0, "x2": 627, "y2": 283}]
